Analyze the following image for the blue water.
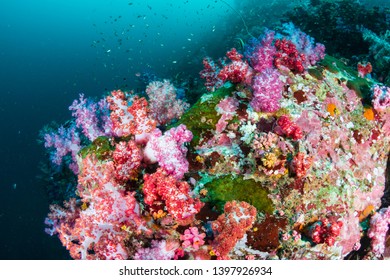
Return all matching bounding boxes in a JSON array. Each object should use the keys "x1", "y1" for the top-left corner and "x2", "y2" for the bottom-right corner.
[{"x1": 0, "y1": 0, "x2": 388, "y2": 259}]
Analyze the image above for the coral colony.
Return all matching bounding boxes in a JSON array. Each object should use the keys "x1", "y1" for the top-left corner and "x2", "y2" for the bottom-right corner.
[{"x1": 42, "y1": 23, "x2": 390, "y2": 260}]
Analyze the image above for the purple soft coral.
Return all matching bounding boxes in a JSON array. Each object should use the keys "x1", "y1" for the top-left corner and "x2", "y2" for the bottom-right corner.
[
  {"x1": 69, "y1": 94, "x2": 112, "y2": 141},
  {"x1": 44, "y1": 124, "x2": 81, "y2": 174},
  {"x1": 247, "y1": 30, "x2": 276, "y2": 73},
  {"x1": 250, "y1": 68, "x2": 284, "y2": 112}
]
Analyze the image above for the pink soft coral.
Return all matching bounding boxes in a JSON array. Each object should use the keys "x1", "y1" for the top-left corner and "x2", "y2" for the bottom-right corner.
[
  {"x1": 143, "y1": 124, "x2": 193, "y2": 179},
  {"x1": 46, "y1": 155, "x2": 150, "y2": 259},
  {"x1": 248, "y1": 30, "x2": 276, "y2": 73},
  {"x1": 69, "y1": 94, "x2": 111, "y2": 141},
  {"x1": 134, "y1": 239, "x2": 180, "y2": 260},
  {"x1": 146, "y1": 79, "x2": 189, "y2": 125},
  {"x1": 372, "y1": 85, "x2": 390, "y2": 112},
  {"x1": 180, "y1": 227, "x2": 206, "y2": 251},
  {"x1": 215, "y1": 96, "x2": 239, "y2": 133},
  {"x1": 338, "y1": 211, "x2": 362, "y2": 256},
  {"x1": 368, "y1": 207, "x2": 390, "y2": 257},
  {"x1": 250, "y1": 68, "x2": 284, "y2": 112}
]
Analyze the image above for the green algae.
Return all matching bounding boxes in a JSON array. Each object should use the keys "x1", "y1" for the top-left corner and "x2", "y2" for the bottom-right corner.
[
  {"x1": 79, "y1": 136, "x2": 113, "y2": 160},
  {"x1": 346, "y1": 79, "x2": 372, "y2": 106},
  {"x1": 307, "y1": 67, "x2": 324, "y2": 80},
  {"x1": 203, "y1": 175, "x2": 274, "y2": 214},
  {"x1": 318, "y1": 55, "x2": 374, "y2": 105},
  {"x1": 171, "y1": 86, "x2": 235, "y2": 146},
  {"x1": 319, "y1": 55, "x2": 352, "y2": 74}
]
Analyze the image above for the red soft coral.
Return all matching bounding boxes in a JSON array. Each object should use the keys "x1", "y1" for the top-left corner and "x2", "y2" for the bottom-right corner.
[
  {"x1": 107, "y1": 91, "x2": 156, "y2": 137},
  {"x1": 305, "y1": 218, "x2": 343, "y2": 246},
  {"x1": 113, "y1": 140, "x2": 142, "y2": 182},
  {"x1": 211, "y1": 201, "x2": 257, "y2": 259},
  {"x1": 276, "y1": 115, "x2": 303, "y2": 140},
  {"x1": 106, "y1": 90, "x2": 134, "y2": 137},
  {"x1": 218, "y1": 48, "x2": 253, "y2": 84},
  {"x1": 127, "y1": 96, "x2": 157, "y2": 135},
  {"x1": 292, "y1": 152, "x2": 312, "y2": 178},
  {"x1": 199, "y1": 57, "x2": 223, "y2": 91},
  {"x1": 143, "y1": 168, "x2": 203, "y2": 225},
  {"x1": 274, "y1": 39, "x2": 306, "y2": 73},
  {"x1": 46, "y1": 155, "x2": 150, "y2": 259}
]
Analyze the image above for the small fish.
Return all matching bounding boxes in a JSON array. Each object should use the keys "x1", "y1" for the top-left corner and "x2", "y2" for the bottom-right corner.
[
  {"x1": 12, "y1": 183, "x2": 16, "y2": 190},
  {"x1": 172, "y1": 61, "x2": 177, "y2": 64},
  {"x1": 106, "y1": 49, "x2": 111, "y2": 53}
]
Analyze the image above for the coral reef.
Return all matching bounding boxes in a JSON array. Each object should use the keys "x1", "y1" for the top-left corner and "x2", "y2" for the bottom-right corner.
[{"x1": 41, "y1": 24, "x2": 389, "y2": 260}]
